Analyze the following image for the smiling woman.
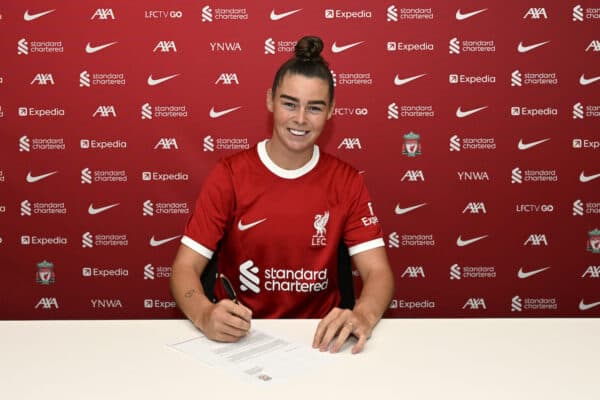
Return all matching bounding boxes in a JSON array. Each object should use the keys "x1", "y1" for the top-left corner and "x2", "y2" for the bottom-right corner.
[{"x1": 170, "y1": 36, "x2": 394, "y2": 354}]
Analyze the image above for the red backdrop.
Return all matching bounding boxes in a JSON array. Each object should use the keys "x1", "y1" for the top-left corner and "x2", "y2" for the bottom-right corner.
[{"x1": 1, "y1": 1, "x2": 599, "y2": 319}]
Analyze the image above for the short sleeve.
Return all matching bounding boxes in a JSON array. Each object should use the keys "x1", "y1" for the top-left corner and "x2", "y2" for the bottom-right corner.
[
  {"x1": 181, "y1": 160, "x2": 235, "y2": 259},
  {"x1": 343, "y1": 172, "x2": 385, "y2": 256}
]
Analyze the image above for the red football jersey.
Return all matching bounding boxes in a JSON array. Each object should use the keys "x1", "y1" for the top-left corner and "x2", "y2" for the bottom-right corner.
[{"x1": 182, "y1": 140, "x2": 384, "y2": 318}]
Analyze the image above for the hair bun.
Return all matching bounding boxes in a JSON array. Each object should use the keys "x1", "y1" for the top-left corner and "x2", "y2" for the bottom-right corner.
[{"x1": 295, "y1": 36, "x2": 324, "y2": 62}]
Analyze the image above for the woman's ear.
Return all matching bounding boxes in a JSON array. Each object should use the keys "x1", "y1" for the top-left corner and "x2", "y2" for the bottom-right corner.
[{"x1": 266, "y1": 88, "x2": 274, "y2": 112}]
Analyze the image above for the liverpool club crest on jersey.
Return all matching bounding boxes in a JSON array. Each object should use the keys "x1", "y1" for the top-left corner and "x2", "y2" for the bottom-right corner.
[{"x1": 312, "y1": 211, "x2": 329, "y2": 247}]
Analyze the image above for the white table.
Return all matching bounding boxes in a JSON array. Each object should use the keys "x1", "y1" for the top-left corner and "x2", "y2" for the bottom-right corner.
[{"x1": 1, "y1": 319, "x2": 599, "y2": 400}]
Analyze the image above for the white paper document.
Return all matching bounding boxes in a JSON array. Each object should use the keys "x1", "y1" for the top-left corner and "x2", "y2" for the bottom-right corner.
[{"x1": 170, "y1": 328, "x2": 331, "y2": 384}]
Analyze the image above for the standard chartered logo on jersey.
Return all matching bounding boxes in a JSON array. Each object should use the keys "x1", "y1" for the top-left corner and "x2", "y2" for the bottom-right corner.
[{"x1": 239, "y1": 260, "x2": 328, "y2": 294}]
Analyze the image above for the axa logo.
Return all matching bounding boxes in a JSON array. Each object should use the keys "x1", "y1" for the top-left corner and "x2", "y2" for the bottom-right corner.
[
  {"x1": 401, "y1": 266, "x2": 425, "y2": 278},
  {"x1": 523, "y1": 8, "x2": 547, "y2": 19},
  {"x1": 239, "y1": 260, "x2": 260, "y2": 293},
  {"x1": 91, "y1": 8, "x2": 116, "y2": 20},
  {"x1": 582, "y1": 266, "x2": 600, "y2": 278},
  {"x1": 401, "y1": 170, "x2": 425, "y2": 182},
  {"x1": 153, "y1": 41, "x2": 177, "y2": 52},
  {"x1": 338, "y1": 138, "x2": 362, "y2": 149},
  {"x1": 31, "y1": 73, "x2": 55, "y2": 85},
  {"x1": 154, "y1": 138, "x2": 178, "y2": 150},
  {"x1": 93, "y1": 105, "x2": 117, "y2": 118},
  {"x1": 35, "y1": 297, "x2": 59, "y2": 309},
  {"x1": 463, "y1": 298, "x2": 486, "y2": 310},
  {"x1": 215, "y1": 73, "x2": 239, "y2": 85},
  {"x1": 586, "y1": 40, "x2": 600, "y2": 52},
  {"x1": 463, "y1": 202, "x2": 487, "y2": 214},
  {"x1": 524, "y1": 234, "x2": 548, "y2": 246}
]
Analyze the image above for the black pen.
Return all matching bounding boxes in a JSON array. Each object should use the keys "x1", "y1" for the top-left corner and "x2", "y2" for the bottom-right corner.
[{"x1": 218, "y1": 273, "x2": 238, "y2": 304}]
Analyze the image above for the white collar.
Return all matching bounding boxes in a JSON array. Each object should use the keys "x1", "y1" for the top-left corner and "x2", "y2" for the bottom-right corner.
[{"x1": 257, "y1": 139, "x2": 319, "y2": 179}]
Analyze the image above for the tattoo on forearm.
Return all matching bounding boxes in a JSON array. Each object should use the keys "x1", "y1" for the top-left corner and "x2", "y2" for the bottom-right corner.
[{"x1": 184, "y1": 289, "x2": 197, "y2": 298}]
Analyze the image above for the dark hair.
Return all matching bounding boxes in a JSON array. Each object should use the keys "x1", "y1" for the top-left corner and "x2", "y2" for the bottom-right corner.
[{"x1": 271, "y1": 36, "x2": 334, "y2": 103}]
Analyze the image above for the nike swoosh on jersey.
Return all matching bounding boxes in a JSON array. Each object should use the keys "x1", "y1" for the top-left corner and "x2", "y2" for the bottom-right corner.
[
  {"x1": 579, "y1": 74, "x2": 600, "y2": 86},
  {"x1": 518, "y1": 138, "x2": 550, "y2": 150},
  {"x1": 456, "y1": 235, "x2": 488, "y2": 247},
  {"x1": 579, "y1": 300, "x2": 600, "y2": 311},
  {"x1": 270, "y1": 9, "x2": 302, "y2": 21},
  {"x1": 209, "y1": 106, "x2": 242, "y2": 118},
  {"x1": 331, "y1": 41, "x2": 364, "y2": 54},
  {"x1": 395, "y1": 203, "x2": 427, "y2": 215},
  {"x1": 518, "y1": 267, "x2": 550, "y2": 279},
  {"x1": 24, "y1": 9, "x2": 56, "y2": 21},
  {"x1": 456, "y1": 106, "x2": 487, "y2": 118},
  {"x1": 517, "y1": 41, "x2": 550, "y2": 53},
  {"x1": 455, "y1": 8, "x2": 487, "y2": 20},
  {"x1": 394, "y1": 74, "x2": 427, "y2": 86},
  {"x1": 579, "y1": 171, "x2": 600, "y2": 183},
  {"x1": 238, "y1": 218, "x2": 267, "y2": 231},
  {"x1": 88, "y1": 203, "x2": 120, "y2": 215},
  {"x1": 149, "y1": 235, "x2": 182, "y2": 247},
  {"x1": 147, "y1": 74, "x2": 180, "y2": 86},
  {"x1": 85, "y1": 41, "x2": 118, "y2": 54},
  {"x1": 26, "y1": 171, "x2": 58, "y2": 183}
]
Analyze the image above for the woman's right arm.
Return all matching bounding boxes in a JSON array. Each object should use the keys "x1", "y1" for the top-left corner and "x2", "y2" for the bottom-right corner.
[{"x1": 170, "y1": 244, "x2": 252, "y2": 342}]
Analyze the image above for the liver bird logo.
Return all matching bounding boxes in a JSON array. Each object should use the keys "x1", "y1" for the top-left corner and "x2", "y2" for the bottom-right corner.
[{"x1": 314, "y1": 211, "x2": 329, "y2": 237}]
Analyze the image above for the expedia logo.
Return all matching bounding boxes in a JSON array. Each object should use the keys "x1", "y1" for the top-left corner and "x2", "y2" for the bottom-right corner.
[
  {"x1": 239, "y1": 260, "x2": 260, "y2": 293},
  {"x1": 387, "y1": 41, "x2": 434, "y2": 52}
]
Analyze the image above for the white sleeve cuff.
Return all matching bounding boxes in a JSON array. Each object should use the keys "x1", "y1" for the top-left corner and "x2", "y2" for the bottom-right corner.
[
  {"x1": 348, "y1": 238, "x2": 385, "y2": 256},
  {"x1": 181, "y1": 236, "x2": 214, "y2": 259}
]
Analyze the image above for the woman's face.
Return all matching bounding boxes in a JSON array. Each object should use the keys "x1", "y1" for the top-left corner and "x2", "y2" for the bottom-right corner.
[{"x1": 267, "y1": 72, "x2": 334, "y2": 160}]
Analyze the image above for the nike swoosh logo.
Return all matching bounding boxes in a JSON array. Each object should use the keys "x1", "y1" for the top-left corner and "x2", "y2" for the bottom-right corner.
[
  {"x1": 24, "y1": 9, "x2": 56, "y2": 21},
  {"x1": 238, "y1": 218, "x2": 267, "y2": 231},
  {"x1": 579, "y1": 74, "x2": 600, "y2": 86},
  {"x1": 456, "y1": 106, "x2": 487, "y2": 118},
  {"x1": 579, "y1": 171, "x2": 600, "y2": 183},
  {"x1": 394, "y1": 74, "x2": 427, "y2": 86},
  {"x1": 209, "y1": 106, "x2": 241, "y2": 118},
  {"x1": 85, "y1": 41, "x2": 118, "y2": 54},
  {"x1": 455, "y1": 8, "x2": 487, "y2": 20},
  {"x1": 518, "y1": 138, "x2": 550, "y2": 150},
  {"x1": 26, "y1": 171, "x2": 58, "y2": 183},
  {"x1": 517, "y1": 41, "x2": 550, "y2": 53},
  {"x1": 579, "y1": 300, "x2": 600, "y2": 311},
  {"x1": 149, "y1": 235, "x2": 182, "y2": 247},
  {"x1": 456, "y1": 235, "x2": 488, "y2": 247},
  {"x1": 270, "y1": 9, "x2": 302, "y2": 21},
  {"x1": 147, "y1": 74, "x2": 180, "y2": 86},
  {"x1": 518, "y1": 267, "x2": 550, "y2": 279},
  {"x1": 331, "y1": 41, "x2": 365, "y2": 54},
  {"x1": 395, "y1": 203, "x2": 427, "y2": 215},
  {"x1": 88, "y1": 203, "x2": 120, "y2": 215}
]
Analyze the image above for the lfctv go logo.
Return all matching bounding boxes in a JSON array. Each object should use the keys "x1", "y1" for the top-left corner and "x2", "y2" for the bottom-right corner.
[
  {"x1": 333, "y1": 107, "x2": 368, "y2": 116},
  {"x1": 144, "y1": 10, "x2": 183, "y2": 18}
]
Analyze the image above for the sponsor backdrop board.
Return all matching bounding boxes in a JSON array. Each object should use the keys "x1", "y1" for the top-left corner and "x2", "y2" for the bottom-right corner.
[{"x1": 0, "y1": 1, "x2": 599, "y2": 319}]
